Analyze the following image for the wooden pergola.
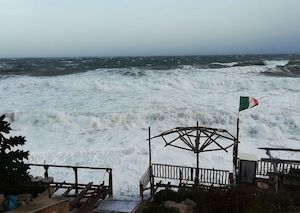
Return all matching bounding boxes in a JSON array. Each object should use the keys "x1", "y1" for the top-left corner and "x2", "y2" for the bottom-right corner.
[{"x1": 148, "y1": 122, "x2": 238, "y2": 185}]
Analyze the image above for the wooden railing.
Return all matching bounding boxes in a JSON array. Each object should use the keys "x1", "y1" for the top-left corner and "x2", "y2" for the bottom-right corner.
[
  {"x1": 152, "y1": 163, "x2": 230, "y2": 186},
  {"x1": 26, "y1": 163, "x2": 113, "y2": 198},
  {"x1": 256, "y1": 159, "x2": 300, "y2": 177},
  {"x1": 140, "y1": 166, "x2": 151, "y2": 189},
  {"x1": 139, "y1": 166, "x2": 151, "y2": 200},
  {"x1": 139, "y1": 163, "x2": 230, "y2": 199}
]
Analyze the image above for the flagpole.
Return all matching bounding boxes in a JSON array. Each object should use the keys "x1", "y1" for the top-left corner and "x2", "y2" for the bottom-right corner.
[
  {"x1": 236, "y1": 111, "x2": 240, "y2": 147},
  {"x1": 233, "y1": 96, "x2": 260, "y2": 184},
  {"x1": 236, "y1": 111, "x2": 240, "y2": 165},
  {"x1": 233, "y1": 108, "x2": 240, "y2": 185}
]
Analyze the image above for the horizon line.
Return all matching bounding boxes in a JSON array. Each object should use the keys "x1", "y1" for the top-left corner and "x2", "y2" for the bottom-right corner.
[{"x1": 0, "y1": 52, "x2": 299, "y2": 59}]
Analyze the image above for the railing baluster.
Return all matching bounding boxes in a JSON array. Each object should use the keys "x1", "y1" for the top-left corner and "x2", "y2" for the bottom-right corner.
[
  {"x1": 221, "y1": 171, "x2": 223, "y2": 185},
  {"x1": 159, "y1": 165, "x2": 161, "y2": 178},
  {"x1": 206, "y1": 170, "x2": 210, "y2": 183},
  {"x1": 200, "y1": 169, "x2": 202, "y2": 183},
  {"x1": 165, "y1": 165, "x2": 167, "y2": 178},
  {"x1": 186, "y1": 167, "x2": 188, "y2": 180},
  {"x1": 220, "y1": 171, "x2": 222, "y2": 184},
  {"x1": 226, "y1": 171, "x2": 228, "y2": 184},
  {"x1": 167, "y1": 165, "x2": 169, "y2": 178},
  {"x1": 158, "y1": 164, "x2": 160, "y2": 177},
  {"x1": 187, "y1": 167, "x2": 189, "y2": 180},
  {"x1": 207, "y1": 169, "x2": 210, "y2": 183},
  {"x1": 175, "y1": 166, "x2": 176, "y2": 179},
  {"x1": 221, "y1": 171, "x2": 223, "y2": 184}
]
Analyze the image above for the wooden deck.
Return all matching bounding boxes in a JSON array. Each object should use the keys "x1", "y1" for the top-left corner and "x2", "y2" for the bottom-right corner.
[
  {"x1": 140, "y1": 159, "x2": 300, "y2": 199},
  {"x1": 26, "y1": 163, "x2": 113, "y2": 212}
]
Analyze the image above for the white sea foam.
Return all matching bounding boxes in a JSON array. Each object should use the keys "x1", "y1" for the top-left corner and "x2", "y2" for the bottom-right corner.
[
  {"x1": 264, "y1": 60, "x2": 289, "y2": 67},
  {"x1": 0, "y1": 66, "x2": 299, "y2": 198},
  {"x1": 211, "y1": 62, "x2": 238, "y2": 67}
]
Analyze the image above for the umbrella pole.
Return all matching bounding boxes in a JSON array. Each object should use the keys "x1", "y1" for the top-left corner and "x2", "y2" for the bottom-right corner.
[
  {"x1": 195, "y1": 121, "x2": 199, "y2": 185},
  {"x1": 196, "y1": 151, "x2": 199, "y2": 185}
]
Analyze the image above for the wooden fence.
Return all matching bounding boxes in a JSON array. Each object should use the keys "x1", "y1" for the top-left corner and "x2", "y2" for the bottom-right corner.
[
  {"x1": 152, "y1": 163, "x2": 230, "y2": 185},
  {"x1": 139, "y1": 163, "x2": 230, "y2": 199},
  {"x1": 256, "y1": 159, "x2": 300, "y2": 177}
]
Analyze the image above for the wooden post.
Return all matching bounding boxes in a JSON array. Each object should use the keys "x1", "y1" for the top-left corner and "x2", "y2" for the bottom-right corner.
[
  {"x1": 149, "y1": 126, "x2": 152, "y2": 168},
  {"x1": 44, "y1": 165, "x2": 49, "y2": 178},
  {"x1": 195, "y1": 121, "x2": 200, "y2": 186},
  {"x1": 108, "y1": 169, "x2": 113, "y2": 197},
  {"x1": 140, "y1": 182, "x2": 144, "y2": 201},
  {"x1": 43, "y1": 165, "x2": 50, "y2": 198},
  {"x1": 196, "y1": 151, "x2": 199, "y2": 185},
  {"x1": 233, "y1": 114, "x2": 240, "y2": 184},
  {"x1": 179, "y1": 169, "x2": 182, "y2": 188},
  {"x1": 265, "y1": 149, "x2": 279, "y2": 192},
  {"x1": 149, "y1": 126, "x2": 154, "y2": 198},
  {"x1": 73, "y1": 167, "x2": 78, "y2": 194}
]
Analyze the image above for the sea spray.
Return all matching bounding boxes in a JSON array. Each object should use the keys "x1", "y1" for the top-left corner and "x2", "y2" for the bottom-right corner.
[{"x1": 0, "y1": 56, "x2": 299, "y2": 198}]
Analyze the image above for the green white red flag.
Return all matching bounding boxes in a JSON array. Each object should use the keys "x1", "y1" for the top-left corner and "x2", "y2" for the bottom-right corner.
[{"x1": 239, "y1": 96, "x2": 259, "y2": 112}]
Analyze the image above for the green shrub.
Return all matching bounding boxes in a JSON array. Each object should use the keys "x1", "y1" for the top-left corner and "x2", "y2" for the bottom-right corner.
[{"x1": 0, "y1": 115, "x2": 30, "y2": 192}]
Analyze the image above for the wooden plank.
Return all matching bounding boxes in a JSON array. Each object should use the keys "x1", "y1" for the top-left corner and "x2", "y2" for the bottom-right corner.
[
  {"x1": 70, "y1": 182, "x2": 93, "y2": 210},
  {"x1": 77, "y1": 195, "x2": 100, "y2": 213},
  {"x1": 259, "y1": 147, "x2": 300, "y2": 152},
  {"x1": 62, "y1": 186, "x2": 74, "y2": 197},
  {"x1": 77, "y1": 186, "x2": 109, "y2": 213},
  {"x1": 26, "y1": 163, "x2": 110, "y2": 170},
  {"x1": 260, "y1": 158, "x2": 300, "y2": 164}
]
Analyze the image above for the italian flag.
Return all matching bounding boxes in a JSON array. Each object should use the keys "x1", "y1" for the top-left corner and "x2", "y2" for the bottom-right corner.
[{"x1": 239, "y1": 96, "x2": 259, "y2": 111}]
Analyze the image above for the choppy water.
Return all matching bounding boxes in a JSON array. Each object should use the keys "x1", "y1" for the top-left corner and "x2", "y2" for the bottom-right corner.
[{"x1": 0, "y1": 54, "x2": 300, "y2": 198}]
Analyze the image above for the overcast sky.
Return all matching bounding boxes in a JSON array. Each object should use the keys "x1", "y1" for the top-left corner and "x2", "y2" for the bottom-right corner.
[{"x1": 0, "y1": 0, "x2": 300, "y2": 57}]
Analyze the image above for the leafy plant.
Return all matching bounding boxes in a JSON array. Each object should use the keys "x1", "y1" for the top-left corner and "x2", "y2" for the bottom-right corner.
[{"x1": 0, "y1": 114, "x2": 30, "y2": 187}]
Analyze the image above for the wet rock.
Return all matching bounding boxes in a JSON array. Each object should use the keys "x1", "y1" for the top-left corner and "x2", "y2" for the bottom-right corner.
[
  {"x1": 0, "y1": 194, "x2": 5, "y2": 212},
  {"x1": 17, "y1": 193, "x2": 33, "y2": 203},
  {"x1": 164, "y1": 199, "x2": 196, "y2": 213}
]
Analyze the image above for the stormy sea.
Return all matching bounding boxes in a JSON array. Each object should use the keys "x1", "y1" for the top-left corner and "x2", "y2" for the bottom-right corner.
[{"x1": 0, "y1": 54, "x2": 300, "y2": 198}]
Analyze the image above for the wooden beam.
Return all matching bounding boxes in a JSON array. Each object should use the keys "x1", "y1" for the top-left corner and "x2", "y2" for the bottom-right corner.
[
  {"x1": 202, "y1": 131, "x2": 229, "y2": 153},
  {"x1": 177, "y1": 130, "x2": 195, "y2": 149},
  {"x1": 70, "y1": 182, "x2": 93, "y2": 210},
  {"x1": 259, "y1": 147, "x2": 300, "y2": 152}
]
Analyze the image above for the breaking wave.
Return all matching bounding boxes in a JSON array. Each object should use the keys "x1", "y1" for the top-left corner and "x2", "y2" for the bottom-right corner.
[
  {"x1": 0, "y1": 55, "x2": 299, "y2": 77},
  {"x1": 0, "y1": 55, "x2": 300, "y2": 198},
  {"x1": 3, "y1": 106, "x2": 300, "y2": 144}
]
